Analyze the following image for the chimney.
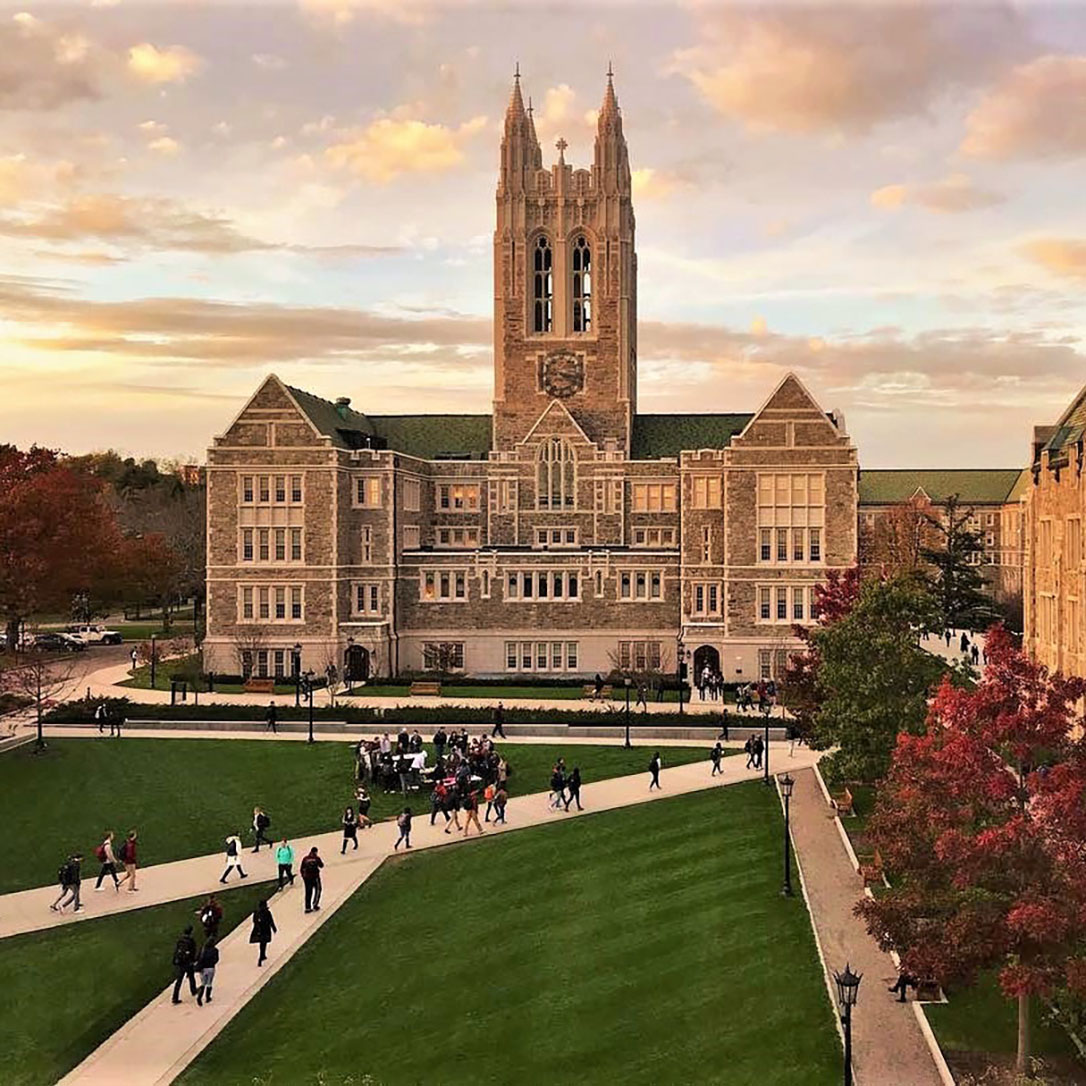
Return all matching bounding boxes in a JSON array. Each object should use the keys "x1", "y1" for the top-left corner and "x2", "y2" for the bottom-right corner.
[{"x1": 334, "y1": 397, "x2": 351, "y2": 419}]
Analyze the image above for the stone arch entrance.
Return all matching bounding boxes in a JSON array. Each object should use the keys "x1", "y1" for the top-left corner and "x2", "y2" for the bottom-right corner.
[
  {"x1": 345, "y1": 644, "x2": 370, "y2": 683},
  {"x1": 692, "y1": 645, "x2": 721, "y2": 683}
]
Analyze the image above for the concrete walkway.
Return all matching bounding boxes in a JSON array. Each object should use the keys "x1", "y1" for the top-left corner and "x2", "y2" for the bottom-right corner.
[
  {"x1": 47, "y1": 748, "x2": 822, "y2": 1085},
  {"x1": 788, "y1": 768, "x2": 944, "y2": 1086}
]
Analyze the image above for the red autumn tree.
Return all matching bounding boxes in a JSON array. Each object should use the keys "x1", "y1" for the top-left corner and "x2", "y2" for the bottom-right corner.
[
  {"x1": 780, "y1": 565, "x2": 863, "y2": 738},
  {"x1": 0, "y1": 445, "x2": 125, "y2": 649},
  {"x1": 119, "y1": 533, "x2": 185, "y2": 632},
  {"x1": 856, "y1": 625, "x2": 1086, "y2": 1073}
]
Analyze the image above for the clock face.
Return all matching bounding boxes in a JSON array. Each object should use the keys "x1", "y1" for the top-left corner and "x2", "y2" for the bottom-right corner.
[{"x1": 542, "y1": 351, "x2": 584, "y2": 399}]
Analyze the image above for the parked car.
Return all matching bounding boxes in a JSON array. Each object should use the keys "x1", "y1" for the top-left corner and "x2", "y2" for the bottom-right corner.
[
  {"x1": 32, "y1": 632, "x2": 86, "y2": 652},
  {"x1": 65, "y1": 624, "x2": 123, "y2": 645}
]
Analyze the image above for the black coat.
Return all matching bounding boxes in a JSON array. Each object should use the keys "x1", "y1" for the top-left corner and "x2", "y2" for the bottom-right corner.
[{"x1": 249, "y1": 909, "x2": 277, "y2": 943}]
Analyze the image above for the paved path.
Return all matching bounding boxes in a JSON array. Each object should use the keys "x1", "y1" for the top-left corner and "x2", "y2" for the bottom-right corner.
[
  {"x1": 37, "y1": 751, "x2": 823, "y2": 1086},
  {"x1": 788, "y1": 768, "x2": 944, "y2": 1086}
]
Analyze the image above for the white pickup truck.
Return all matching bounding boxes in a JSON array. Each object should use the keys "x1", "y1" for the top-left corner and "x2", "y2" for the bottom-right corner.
[{"x1": 65, "y1": 623, "x2": 124, "y2": 645}]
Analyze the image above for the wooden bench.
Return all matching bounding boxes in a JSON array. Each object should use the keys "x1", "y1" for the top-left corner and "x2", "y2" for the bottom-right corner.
[
  {"x1": 409, "y1": 681, "x2": 442, "y2": 697},
  {"x1": 583, "y1": 684, "x2": 613, "y2": 701},
  {"x1": 830, "y1": 786, "x2": 855, "y2": 817},
  {"x1": 860, "y1": 847, "x2": 885, "y2": 886},
  {"x1": 243, "y1": 678, "x2": 275, "y2": 695},
  {"x1": 916, "y1": 978, "x2": 943, "y2": 1002}
]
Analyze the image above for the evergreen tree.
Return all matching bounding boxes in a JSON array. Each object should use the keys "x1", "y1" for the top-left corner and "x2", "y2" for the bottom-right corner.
[{"x1": 921, "y1": 494, "x2": 997, "y2": 632}]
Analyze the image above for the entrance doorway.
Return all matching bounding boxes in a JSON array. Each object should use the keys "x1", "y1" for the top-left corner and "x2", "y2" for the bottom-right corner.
[
  {"x1": 345, "y1": 644, "x2": 370, "y2": 683},
  {"x1": 692, "y1": 644, "x2": 721, "y2": 683}
]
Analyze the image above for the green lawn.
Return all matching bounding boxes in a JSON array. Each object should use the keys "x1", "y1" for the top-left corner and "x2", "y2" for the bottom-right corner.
[
  {"x1": 0, "y1": 740, "x2": 711, "y2": 893},
  {"x1": 0, "y1": 882, "x2": 270, "y2": 1086},
  {"x1": 121, "y1": 654, "x2": 294, "y2": 695},
  {"x1": 180, "y1": 784, "x2": 841, "y2": 1086},
  {"x1": 345, "y1": 682, "x2": 694, "y2": 703}
]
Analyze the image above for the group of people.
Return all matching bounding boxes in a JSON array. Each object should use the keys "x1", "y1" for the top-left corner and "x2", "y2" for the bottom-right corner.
[
  {"x1": 695, "y1": 667, "x2": 728, "y2": 702},
  {"x1": 51, "y1": 830, "x2": 141, "y2": 914},
  {"x1": 734, "y1": 680, "x2": 778, "y2": 716}
]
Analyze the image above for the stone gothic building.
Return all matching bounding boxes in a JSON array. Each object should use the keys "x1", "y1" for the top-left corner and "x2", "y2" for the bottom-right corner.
[{"x1": 204, "y1": 73, "x2": 861, "y2": 683}]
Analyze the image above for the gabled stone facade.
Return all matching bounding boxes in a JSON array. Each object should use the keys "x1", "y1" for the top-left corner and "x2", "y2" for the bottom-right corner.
[{"x1": 204, "y1": 73, "x2": 859, "y2": 684}]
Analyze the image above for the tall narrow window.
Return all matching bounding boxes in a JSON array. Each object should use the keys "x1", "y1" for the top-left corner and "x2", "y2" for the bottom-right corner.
[
  {"x1": 537, "y1": 437, "x2": 575, "y2": 509},
  {"x1": 571, "y1": 235, "x2": 591, "y2": 332},
  {"x1": 533, "y1": 235, "x2": 553, "y2": 333}
]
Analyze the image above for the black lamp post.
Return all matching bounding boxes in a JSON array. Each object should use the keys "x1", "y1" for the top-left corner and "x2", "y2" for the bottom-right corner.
[
  {"x1": 345, "y1": 635, "x2": 355, "y2": 696},
  {"x1": 302, "y1": 668, "x2": 315, "y2": 743},
  {"x1": 623, "y1": 676, "x2": 632, "y2": 749},
  {"x1": 150, "y1": 633, "x2": 157, "y2": 690},
  {"x1": 780, "y1": 773, "x2": 795, "y2": 897},
  {"x1": 763, "y1": 712, "x2": 771, "y2": 785},
  {"x1": 293, "y1": 642, "x2": 302, "y2": 708},
  {"x1": 834, "y1": 963, "x2": 862, "y2": 1086},
  {"x1": 676, "y1": 638, "x2": 686, "y2": 717}
]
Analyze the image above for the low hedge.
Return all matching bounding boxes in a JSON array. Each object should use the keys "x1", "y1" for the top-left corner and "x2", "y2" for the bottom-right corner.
[{"x1": 45, "y1": 697, "x2": 721, "y2": 729}]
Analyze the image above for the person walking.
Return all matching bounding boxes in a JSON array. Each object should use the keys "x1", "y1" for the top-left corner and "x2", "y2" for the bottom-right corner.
[
  {"x1": 252, "y1": 806, "x2": 272, "y2": 853},
  {"x1": 719, "y1": 704, "x2": 730, "y2": 741},
  {"x1": 636, "y1": 682, "x2": 648, "y2": 711},
  {"x1": 744, "y1": 735, "x2": 755, "y2": 769},
  {"x1": 493, "y1": 784, "x2": 508, "y2": 824},
  {"x1": 110, "y1": 707, "x2": 123, "y2": 738},
  {"x1": 197, "y1": 894, "x2": 223, "y2": 940},
  {"x1": 275, "y1": 840, "x2": 295, "y2": 889},
  {"x1": 249, "y1": 900, "x2": 277, "y2": 966},
  {"x1": 50, "y1": 852, "x2": 84, "y2": 913},
  {"x1": 593, "y1": 673, "x2": 604, "y2": 701},
  {"x1": 564, "y1": 766, "x2": 583, "y2": 811},
  {"x1": 430, "y1": 781, "x2": 450, "y2": 826},
  {"x1": 394, "y1": 807, "x2": 413, "y2": 850},
  {"x1": 300, "y1": 847, "x2": 323, "y2": 912},
  {"x1": 648, "y1": 751, "x2": 662, "y2": 791},
  {"x1": 356, "y1": 785, "x2": 373, "y2": 829},
  {"x1": 491, "y1": 702, "x2": 507, "y2": 739},
  {"x1": 94, "y1": 831, "x2": 121, "y2": 891},
  {"x1": 171, "y1": 925, "x2": 198, "y2": 1003},
  {"x1": 710, "y1": 742, "x2": 723, "y2": 776},
  {"x1": 753, "y1": 734, "x2": 764, "y2": 770},
  {"x1": 483, "y1": 782, "x2": 497, "y2": 822},
  {"x1": 433, "y1": 726, "x2": 448, "y2": 762},
  {"x1": 960, "y1": 631, "x2": 970, "y2": 655},
  {"x1": 195, "y1": 937, "x2": 219, "y2": 1006},
  {"x1": 550, "y1": 763, "x2": 567, "y2": 810},
  {"x1": 462, "y1": 792, "x2": 483, "y2": 836},
  {"x1": 264, "y1": 701, "x2": 277, "y2": 734},
  {"x1": 118, "y1": 830, "x2": 138, "y2": 891},
  {"x1": 341, "y1": 805, "x2": 358, "y2": 854},
  {"x1": 95, "y1": 701, "x2": 107, "y2": 735},
  {"x1": 220, "y1": 832, "x2": 248, "y2": 883}
]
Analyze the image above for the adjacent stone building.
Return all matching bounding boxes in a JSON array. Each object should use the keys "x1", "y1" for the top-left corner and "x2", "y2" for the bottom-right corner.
[{"x1": 203, "y1": 72, "x2": 861, "y2": 684}]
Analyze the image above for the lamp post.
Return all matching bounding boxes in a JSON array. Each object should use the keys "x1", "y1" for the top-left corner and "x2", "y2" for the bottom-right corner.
[
  {"x1": 833, "y1": 963, "x2": 862, "y2": 1086},
  {"x1": 763, "y1": 711, "x2": 771, "y2": 786},
  {"x1": 780, "y1": 773, "x2": 795, "y2": 897},
  {"x1": 150, "y1": 634, "x2": 157, "y2": 690},
  {"x1": 302, "y1": 669, "x2": 315, "y2": 744},
  {"x1": 293, "y1": 642, "x2": 302, "y2": 708},
  {"x1": 623, "y1": 676, "x2": 632, "y2": 749},
  {"x1": 676, "y1": 637, "x2": 686, "y2": 717},
  {"x1": 345, "y1": 635, "x2": 355, "y2": 696}
]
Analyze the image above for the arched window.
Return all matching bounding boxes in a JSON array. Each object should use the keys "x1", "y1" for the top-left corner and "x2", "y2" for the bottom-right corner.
[
  {"x1": 533, "y1": 235, "x2": 553, "y2": 333},
  {"x1": 537, "y1": 437, "x2": 575, "y2": 509},
  {"x1": 571, "y1": 235, "x2": 591, "y2": 332}
]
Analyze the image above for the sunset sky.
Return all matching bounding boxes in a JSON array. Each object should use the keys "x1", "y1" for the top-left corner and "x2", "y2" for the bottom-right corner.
[{"x1": 2, "y1": 0, "x2": 1085, "y2": 466}]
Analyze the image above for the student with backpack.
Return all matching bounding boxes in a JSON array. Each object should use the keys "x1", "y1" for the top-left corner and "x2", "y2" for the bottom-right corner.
[
  {"x1": 95, "y1": 702, "x2": 107, "y2": 735},
  {"x1": 50, "y1": 853, "x2": 84, "y2": 913},
  {"x1": 196, "y1": 937, "x2": 219, "y2": 1006},
  {"x1": 462, "y1": 792, "x2": 483, "y2": 837},
  {"x1": 564, "y1": 766, "x2": 583, "y2": 811},
  {"x1": 252, "y1": 806, "x2": 272, "y2": 853},
  {"x1": 118, "y1": 831, "x2": 138, "y2": 891},
  {"x1": 171, "y1": 925, "x2": 198, "y2": 1003},
  {"x1": 394, "y1": 807, "x2": 413, "y2": 850},
  {"x1": 648, "y1": 752, "x2": 662, "y2": 791},
  {"x1": 710, "y1": 742, "x2": 723, "y2": 776},
  {"x1": 275, "y1": 840, "x2": 295, "y2": 889},
  {"x1": 196, "y1": 894, "x2": 222, "y2": 939},
  {"x1": 340, "y1": 805, "x2": 358, "y2": 854},
  {"x1": 220, "y1": 833, "x2": 248, "y2": 884},
  {"x1": 300, "y1": 847, "x2": 324, "y2": 913},
  {"x1": 94, "y1": 831, "x2": 121, "y2": 891}
]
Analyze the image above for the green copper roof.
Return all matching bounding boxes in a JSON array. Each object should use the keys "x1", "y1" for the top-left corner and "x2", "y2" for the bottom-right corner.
[
  {"x1": 1043, "y1": 386, "x2": 1086, "y2": 454},
  {"x1": 285, "y1": 384, "x2": 375, "y2": 449},
  {"x1": 369, "y1": 415, "x2": 492, "y2": 460},
  {"x1": 859, "y1": 469, "x2": 1022, "y2": 506},
  {"x1": 631, "y1": 413, "x2": 753, "y2": 459}
]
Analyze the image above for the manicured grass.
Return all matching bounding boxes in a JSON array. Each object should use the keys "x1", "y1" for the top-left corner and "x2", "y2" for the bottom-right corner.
[
  {"x1": 926, "y1": 970, "x2": 1079, "y2": 1063},
  {"x1": 181, "y1": 784, "x2": 840, "y2": 1086},
  {"x1": 121, "y1": 655, "x2": 294, "y2": 695},
  {"x1": 0, "y1": 882, "x2": 270, "y2": 1085},
  {"x1": 344, "y1": 682, "x2": 693, "y2": 703},
  {"x1": 0, "y1": 740, "x2": 711, "y2": 893}
]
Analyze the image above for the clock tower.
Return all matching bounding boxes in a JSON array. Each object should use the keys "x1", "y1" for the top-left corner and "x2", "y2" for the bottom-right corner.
[{"x1": 492, "y1": 67, "x2": 637, "y2": 453}]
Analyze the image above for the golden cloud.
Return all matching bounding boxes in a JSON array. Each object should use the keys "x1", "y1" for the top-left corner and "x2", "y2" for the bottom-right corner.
[
  {"x1": 298, "y1": 0, "x2": 427, "y2": 27},
  {"x1": 127, "y1": 42, "x2": 202, "y2": 85},
  {"x1": 630, "y1": 167, "x2": 689, "y2": 201},
  {"x1": 0, "y1": 12, "x2": 103, "y2": 109},
  {"x1": 325, "y1": 114, "x2": 487, "y2": 183},
  {"x1": 1022, "y1": 238, "x2": 1086, "y2": 281},
  {"x1": 870, "y1": 174, "x2": 1004, "y2": 214},
  {"x1": 962, "y1": 55, "x2": 1086, "y2": 160}
]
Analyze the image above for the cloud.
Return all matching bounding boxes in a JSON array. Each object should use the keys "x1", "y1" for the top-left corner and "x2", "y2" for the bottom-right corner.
[
  {"x1": 631, "y1": 168, "x2": 688, "y2": 201},
  {"x1": 147, "y1": 136, "x2": 181, "y2": 156},
  {"x1": 251, "y1": 53, "x2": 287, "y2": 71},
  {"x1": 0, "y1": 12, "x2": 103, "y2": 109},
  {"x1": 0, "y1": 193, "x2": 404, "y2": 257},
  {"x1": 298, "y1": 0, "x2": 427, "y2": 26},
  {"x1": 962, "y1": 54, "x2": 1086, "y2": 160},
  {"x1": 870, "y1": 173, "x2": 1004, "y2": 214},
  {"x1": 671, "y1": 6, "x2": 1023, "y2": 136},
  {"x1": 1022, "y1": 238, "x2": 1086, "y2": 281},
  {"x1": 325, "y1": 114, "x2": 488, "y2": 183},
  {"x1": 127, "y1": 42, "x2": 202, "y2": 85}
]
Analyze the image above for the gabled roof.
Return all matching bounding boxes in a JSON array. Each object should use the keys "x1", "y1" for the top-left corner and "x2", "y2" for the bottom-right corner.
[
  {"x1": 368, "y1": 415, "x2": 492, "y2": 460},
  {"x1": 859, "y1": 469, "x2": 1022, "y2": 506},
  {"x1": 285, "y1": 384, "x2": 375, "y2": 449},
  {"x1": 1042, "y1": 384, "x2": 1086, "y2": 456},
  {"x1": 631, "y1": 414, "x2": 753, "y2": 459}
]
